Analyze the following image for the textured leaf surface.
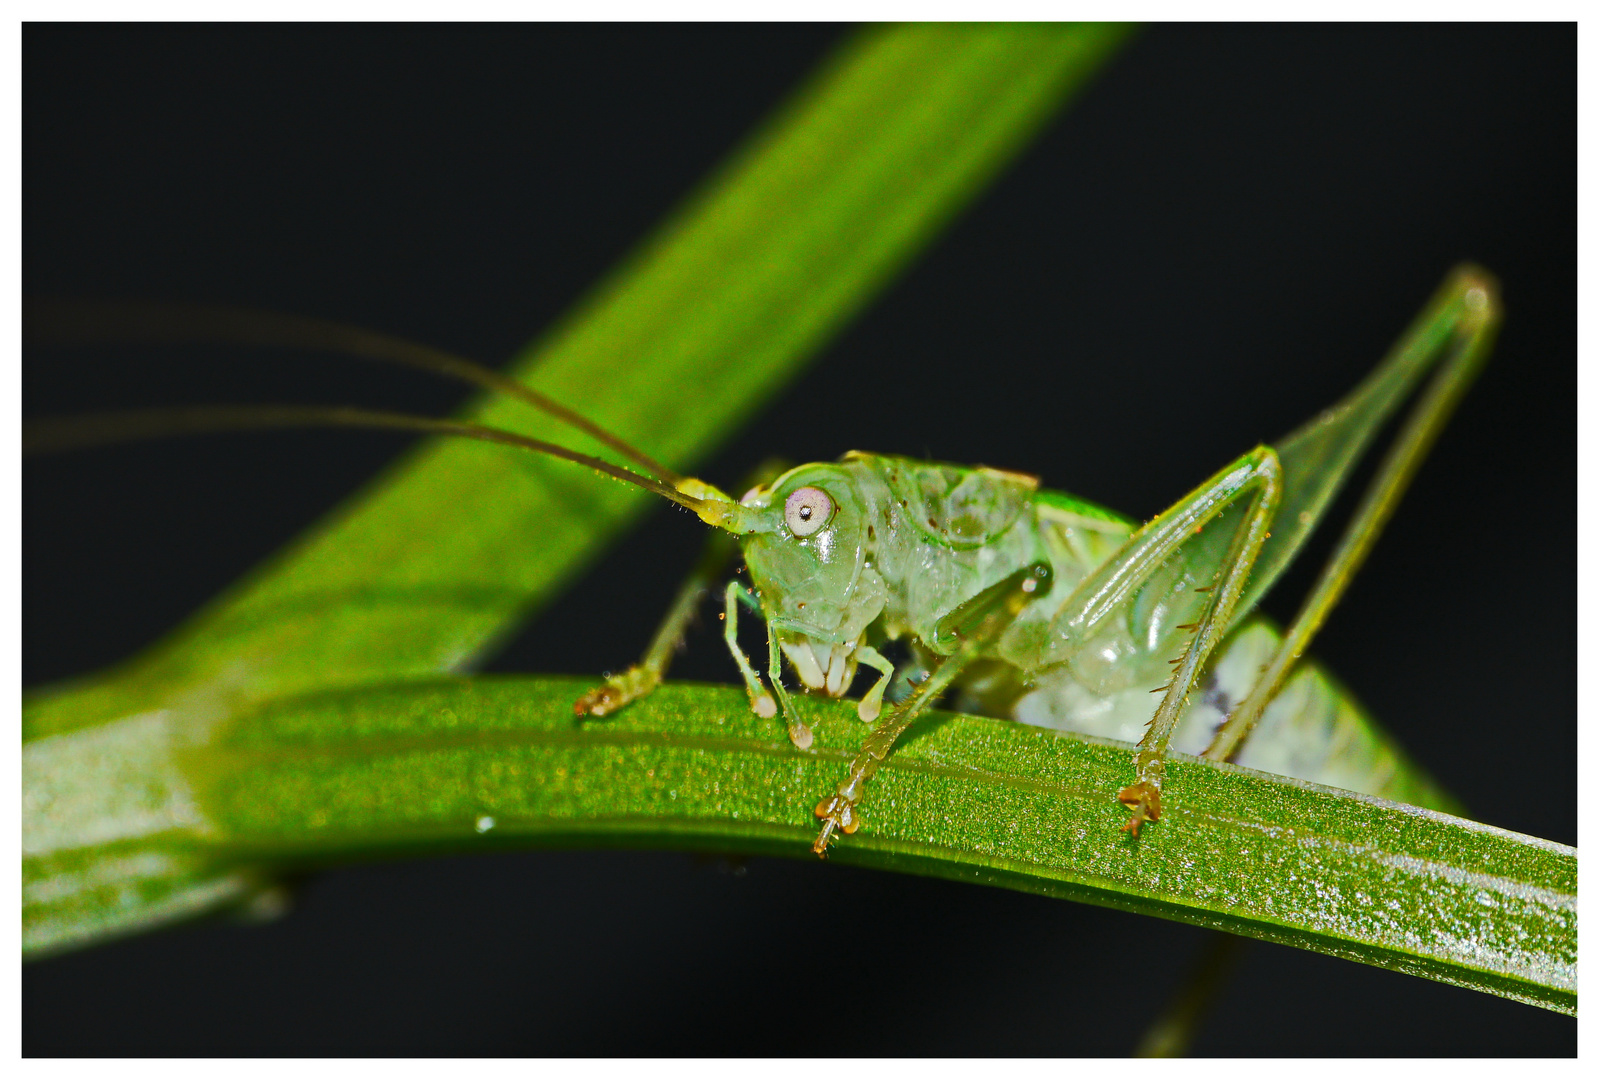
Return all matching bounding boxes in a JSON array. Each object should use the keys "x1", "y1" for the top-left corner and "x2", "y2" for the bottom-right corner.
[{"x1": 26, "y1": 677, "x2": 1576, "y2": 1014}]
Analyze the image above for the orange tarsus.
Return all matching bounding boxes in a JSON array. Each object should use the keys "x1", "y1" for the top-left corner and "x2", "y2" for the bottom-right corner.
[
  {"x1": 813, "y1": 794, "x2": 861, "y2": 857},
  {"x1": 1118, "y1": 781, "x2": 1162, "y2": 836},
  {"x1": 573, "y1": 684, "x2": 621, "y2": 717}
]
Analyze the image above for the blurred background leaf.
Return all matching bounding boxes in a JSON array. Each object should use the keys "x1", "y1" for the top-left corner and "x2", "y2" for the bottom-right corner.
[{"x1": 25, "y1": 24, "x2": 1132, "y2": 737}]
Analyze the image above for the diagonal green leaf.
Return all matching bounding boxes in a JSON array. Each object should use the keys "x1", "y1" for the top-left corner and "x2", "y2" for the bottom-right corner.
[
  {"x1": 25, "y1": 23, "x2": 1133, "y2": 739},
  {"x1": 23, "y1": 677, "x2": 1575, "y2": 1015},
  {"x1": 25, "y1": 21, "x2": 1143, "y2": 958}
]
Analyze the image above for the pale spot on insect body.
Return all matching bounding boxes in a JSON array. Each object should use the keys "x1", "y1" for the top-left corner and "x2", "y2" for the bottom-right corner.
[{"x1": 475, "y1": 815, "x2": 496, "y2": 833}]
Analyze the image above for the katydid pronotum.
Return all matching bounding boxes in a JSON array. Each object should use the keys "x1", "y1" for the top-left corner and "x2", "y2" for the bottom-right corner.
[{"x1": 24, "y1": 265, "x2": 1499, "y2": 855}]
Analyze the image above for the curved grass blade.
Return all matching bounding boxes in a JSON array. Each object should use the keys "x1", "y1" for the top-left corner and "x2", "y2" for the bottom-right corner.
[{"x1": 23, "y1": 677, "x2": 1575, "y2": 1015}]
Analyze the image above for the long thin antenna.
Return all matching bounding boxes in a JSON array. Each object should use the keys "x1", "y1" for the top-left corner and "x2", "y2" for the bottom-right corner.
[
  {"x1": 23, "y1": 299, "x2": 684, "y2": 487},
  {"x1": 23, "y1": 405, "x2": 741, "y2": 526}
]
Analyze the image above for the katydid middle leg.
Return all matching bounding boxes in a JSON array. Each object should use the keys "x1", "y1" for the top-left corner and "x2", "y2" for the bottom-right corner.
[
  {"x1": 1048, "y1": 448, "x2": 1285, "y2": 833},
  {"x1": 813, "y1": 561, "x2": 1054, "y2": 855}
]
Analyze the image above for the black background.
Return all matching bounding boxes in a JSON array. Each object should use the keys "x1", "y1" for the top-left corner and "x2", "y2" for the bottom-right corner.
[{"x1": 24, "y1": 25, "x2": 1574, "y2": 1055}]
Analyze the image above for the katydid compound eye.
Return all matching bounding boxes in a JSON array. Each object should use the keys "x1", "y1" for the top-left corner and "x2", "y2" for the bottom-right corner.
[{"x1": 784, "y1": 486, "x2": 832, "y2": 537}]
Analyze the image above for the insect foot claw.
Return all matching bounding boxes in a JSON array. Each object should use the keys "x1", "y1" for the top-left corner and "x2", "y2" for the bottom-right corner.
[
  {"x1": 573, "y1": 684, "x2": 624, "y2": 717},
  {"x1": 574, "y1": 666, "x2": 656, "y2": 717},
  {"x1": 812, "y1": 793, "x2": 862, "y2": 857},
  {"x1": 1117, "y1": 781, "x2": 1162, "y2": 837}
]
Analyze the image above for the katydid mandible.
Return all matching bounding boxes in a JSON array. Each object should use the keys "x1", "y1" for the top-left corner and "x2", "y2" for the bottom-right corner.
[{"x1": 24, "y1": 265, "x2": 1500, "y2": 855}]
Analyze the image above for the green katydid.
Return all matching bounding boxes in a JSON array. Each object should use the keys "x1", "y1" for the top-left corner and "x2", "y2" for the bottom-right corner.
[{"x1": 24, "y1": 264, "x2": 1499, "y2": 855}]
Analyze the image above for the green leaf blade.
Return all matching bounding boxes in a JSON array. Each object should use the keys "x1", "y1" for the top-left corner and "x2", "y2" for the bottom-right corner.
[{"x1": 173, "y1": 677, "x2": 1573, "y2": 1015}]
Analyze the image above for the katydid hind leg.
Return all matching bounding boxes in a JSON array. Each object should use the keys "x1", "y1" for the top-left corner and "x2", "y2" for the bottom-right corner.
[
  {"x1": 1204, "y1": 268, "x2": 1502, "y2": 763},
  {"x1": 1133, "y1": 932, "x2": 1246, "y2": 1057},
  {"x1": 1048, "y1": 448, "x2": 1283, "y2": 833}
]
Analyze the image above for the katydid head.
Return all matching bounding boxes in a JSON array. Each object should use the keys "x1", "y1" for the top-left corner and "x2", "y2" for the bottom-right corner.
[{"x1": 734, "y1": 462, "x2": 888, "y2": 697}]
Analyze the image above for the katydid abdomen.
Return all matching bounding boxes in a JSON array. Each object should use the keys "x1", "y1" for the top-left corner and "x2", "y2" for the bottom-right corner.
[{"x1": 1005, "y1": 615, "x2": 1454, "y2": 812}]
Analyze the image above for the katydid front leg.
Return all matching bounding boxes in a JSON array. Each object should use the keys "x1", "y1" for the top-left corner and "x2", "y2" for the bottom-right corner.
[
  {"x1": 575, "y1": 460, "x2": 788, "y2": 719},
  {"x1": 851, "y1": 644, "x2": 896, "y2": 723},
  {"x1": 573, "y1": 527, "x2": 740, "y2": 717}
]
